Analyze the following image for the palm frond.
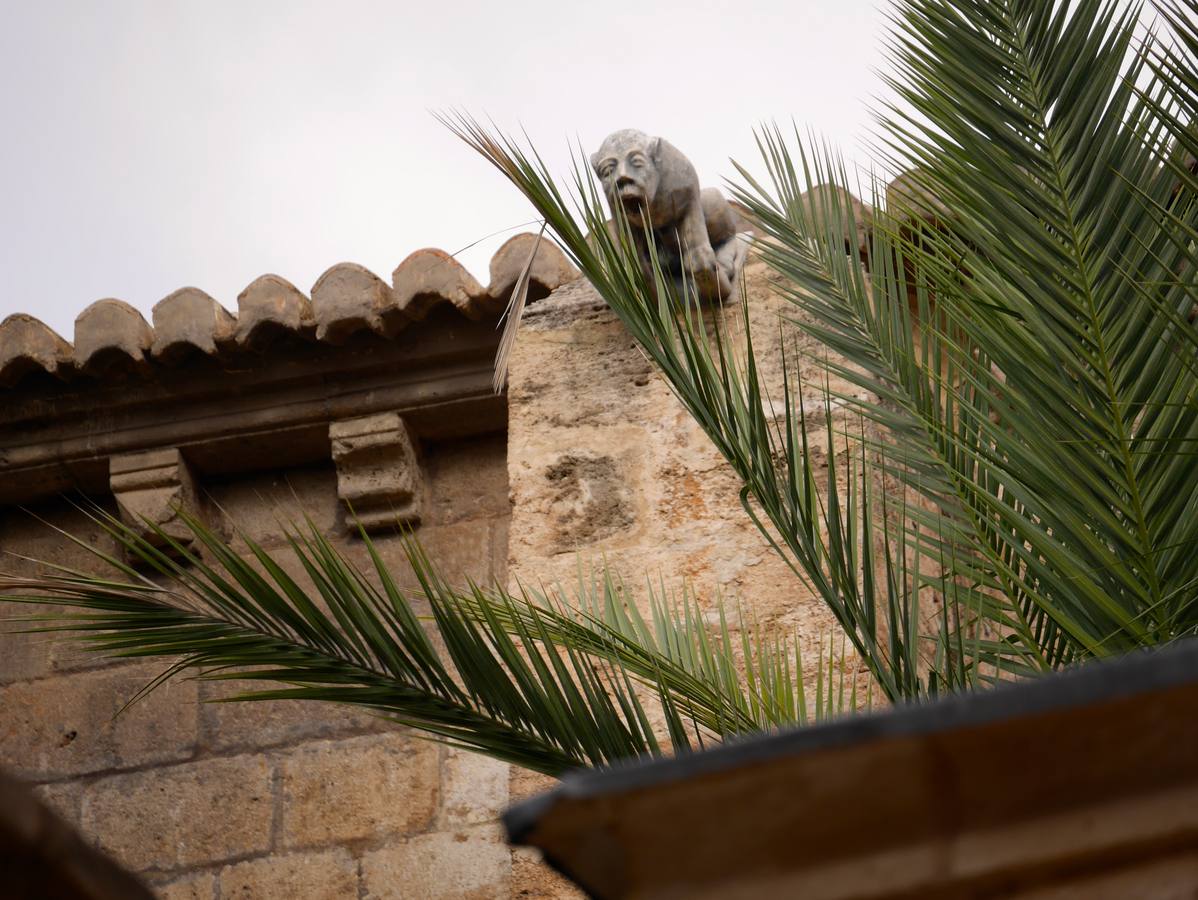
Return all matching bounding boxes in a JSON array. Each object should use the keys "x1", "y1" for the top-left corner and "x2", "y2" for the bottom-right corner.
[{"x1": 0, "y1": 505, "x2": 856, "y2": 776}]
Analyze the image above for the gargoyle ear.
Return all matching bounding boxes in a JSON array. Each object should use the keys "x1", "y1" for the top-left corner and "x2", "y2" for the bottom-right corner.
[
  {"x1": 590, "y1": 151, "x2": 602, "y2": 174},
  {"x1": 647, "y1": 137, "x2": 662, "y2": 161}
]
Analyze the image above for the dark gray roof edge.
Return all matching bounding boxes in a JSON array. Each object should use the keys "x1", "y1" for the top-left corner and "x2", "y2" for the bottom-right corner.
[{"x1": 504, "y1": 637, "x2": 1198, "y2": 845}]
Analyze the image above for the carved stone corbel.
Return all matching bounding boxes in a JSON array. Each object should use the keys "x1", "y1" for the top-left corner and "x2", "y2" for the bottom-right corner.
[
  {"x1": 329, "y1": 412, "x2": 423, "y2": 533},
  {"x1": 109, "y1": 448, "x2": 201, "y2": 552}
]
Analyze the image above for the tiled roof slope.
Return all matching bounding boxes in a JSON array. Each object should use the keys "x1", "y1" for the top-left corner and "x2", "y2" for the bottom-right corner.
[{"x1": 0, "y1": 235, "x2": 578, "y2": 389}]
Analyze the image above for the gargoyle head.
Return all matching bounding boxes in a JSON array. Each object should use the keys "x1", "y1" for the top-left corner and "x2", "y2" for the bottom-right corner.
[{"x1": 591, "y1": 129, "x2": 662, "y2": 226}]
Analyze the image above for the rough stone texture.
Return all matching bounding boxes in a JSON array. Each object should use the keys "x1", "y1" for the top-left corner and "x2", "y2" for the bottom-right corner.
[
  {"x1": 280, "y1": 733, "x2": 439, "y2": 848},
  {"x1": 361, "y1": 826, "x2": 511, "y2": 900},
  {"x1": 73, "y1": 298, "x2": 153, "y2": 372},
  {"x1": 219, "y1": 849, "x2": 358, "y2": 900},
  {"x1": 0, "y1": 499, "x2": 122, "y2": 683},
  {"x1": 392, "y1": 248, "x2": 490, "y2": 322},
  {"x1": 423, "y1": 434, "x2": 511, "y2": 526},
  {"x1": 0, "y1": 313, "x2": 73, "y2": 386},
  {"x1": 109, "y1": 447, "x2": 202, "y2": 551},
  {"x1": 310, "y1": 262, "x2": 393, "y2": 343},
  {"x1": 198, "y1": 678, "x2": 384, "y2": 753},
  {"x1": 439, "y1": 747, "x2": 509, "y2": 828},
  {"x1": 506, "y1": 260, "x2": 849, "y2": 693},
  {"x1": 234, "y1": 274, "x2": 313, "y2": 348},
  {"x1": 150, "y1": 288, "x2": 236, "y2": 361},
  {"x1": 0, "y1": 662, "x2": 198, "y2": 780},
  {"x1": 82, "y1": 755, "x2": 272, "y2": 871},
  {"x1": 329, "y1": 411, "x2": 423, "y2": 532},
  {"x1": 487, "y1": 233, "x2": 579, "y2": 306},
  {"x1": 154, "y1": 871, "x2": 216, "y2": 900}
]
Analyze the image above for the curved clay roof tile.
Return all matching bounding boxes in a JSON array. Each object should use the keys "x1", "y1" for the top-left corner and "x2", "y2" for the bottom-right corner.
[
  {"x1": 151, "y1": 287, "x2": 236, "y2": 361},
  {"x1": 310, "y1": 263, "x2": 392, "y2": 344},
  {"x1": 487, "y1": 233, "x2": 579, "y2": 305},
  {"x1": 235, "y1": 274, "x2": 314, "y2": 349},
  {"x1": 74, "y1": 299, "x2": 152, "y2": 373},
  {"x1": 392, "y1": 248, "x2": 490, "y2": 323},
  {"x1": 0, "y1": 314, "x2": 73, "y2": 387}
]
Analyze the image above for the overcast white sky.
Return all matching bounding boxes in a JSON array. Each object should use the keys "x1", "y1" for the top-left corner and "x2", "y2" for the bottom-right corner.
[{"x1": 0, "y1": 1, "x2": 898, "y2": 337}]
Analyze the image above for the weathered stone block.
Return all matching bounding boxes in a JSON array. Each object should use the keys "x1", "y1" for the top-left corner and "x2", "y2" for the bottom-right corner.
[
  {"x1": 344, "y1": 519, "x2": 497, "y2": 592},
  {"x1": 361, "y1": 826, "x2": 510, "y2": 900},
  {"x1": 109, "y1": 448, "x2": 201, "y2": 552},
  {"x1": 280, "y1": 732, "x2": 438, "y2": 849},
  {"x1": 0, "y1": 501, "x2": 122, "y2": 682},
  {"x1": 32, "y1": 779, "x2": 82, "y2": 827},
  {"x1": 512, "y1": 847, "x2": 586, "y2": 900},
  {"x1": 330, "y1": 412, "x2": 423, "y2": 533},
  {"x1": 155, "y1": 871, "x2": 216, "y2": 900},
  {"x1": 0, "y1": 662, "x2": 198, "y2": 780},
  {"x1": 220, "y1": 848, "x2": 358, "y2": 900},
  {"x1": 81, "y1": 755, "x2": 272, "y2": 871},
  {"x1": 423, "y1": 434, "x2": 510, "y2": 526},
  {"x1": 205, "y1": 464, "x2": 341, "y2": 551},
  {"x1": 198, "y1": 678, "x2": 384, "y2": 753},
  {"x1": 439, "y1": 747, "x2": 509, "y2": 827}
]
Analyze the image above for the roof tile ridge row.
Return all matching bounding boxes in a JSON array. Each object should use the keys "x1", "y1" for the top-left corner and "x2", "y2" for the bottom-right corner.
[{"x1": 0, "y1": 234, "x2": 578, "y2": 387}]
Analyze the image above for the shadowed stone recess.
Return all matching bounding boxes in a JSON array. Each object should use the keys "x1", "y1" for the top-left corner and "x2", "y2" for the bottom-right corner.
[
  {"x1": 150, "y1": 288, "x2": 236, "y2": 361},
  {"x1": 73, "y1": 299, "x2": 152, "y2": 372},
  {"x1": 234, "y1": 274, "x2": 314, "y2": 348},
  {"x1": 310, "y1": 262, "x2": 393, "y2": 343},
  {"x1": 392, "y1": 248, "x2": 489, "y2": 322},
  {"x1": 0, "y1": 314, "x2": 73, "y2": 386},
  {"x1": 487, "y1": 233, "x2": 579, "y2": 306}
]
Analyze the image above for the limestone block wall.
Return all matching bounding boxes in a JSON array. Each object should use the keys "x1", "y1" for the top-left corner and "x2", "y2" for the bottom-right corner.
[
  {"x1": 501, "y1": 257, "x2": 862, "y2": 862},
  {"x1": 0, "y1": 437, "x2": 514, "y2": 899},
  {"x1": 0, "y1": 235, "x2": 579, "y2": 899}
]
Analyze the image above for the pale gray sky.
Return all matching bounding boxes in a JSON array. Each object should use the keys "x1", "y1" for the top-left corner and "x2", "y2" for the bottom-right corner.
[{"x1": 0, "y1": 1, "x2": 896, "y2": 337}]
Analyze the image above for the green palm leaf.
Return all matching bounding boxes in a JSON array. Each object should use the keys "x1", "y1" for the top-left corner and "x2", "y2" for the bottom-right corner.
[{"x1": 1, "y1": 505, "x2": 851, "y2": 776}]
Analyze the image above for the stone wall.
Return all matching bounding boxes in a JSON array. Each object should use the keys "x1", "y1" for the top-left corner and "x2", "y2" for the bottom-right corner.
[
  {"x1": 0, "y1": 237, "x2": 580, "y2": 898},
  {"x1": 0, "y1": 437, "x2": 516, "y2": 899}
]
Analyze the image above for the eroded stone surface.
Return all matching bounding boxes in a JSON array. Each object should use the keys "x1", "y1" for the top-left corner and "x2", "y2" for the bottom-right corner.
[{"x1": 506, "y1": 258, "x2": 852, "y2": 683}]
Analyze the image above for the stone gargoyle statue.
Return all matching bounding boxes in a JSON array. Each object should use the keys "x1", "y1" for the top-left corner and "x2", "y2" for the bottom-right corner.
[{"x1": 591, "y1": 129, "x2": 749, "y2": 304}]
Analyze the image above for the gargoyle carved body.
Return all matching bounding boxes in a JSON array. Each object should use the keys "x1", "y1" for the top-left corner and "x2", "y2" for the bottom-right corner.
[{"x1": 591, "y1": 129, "x2": 747, "y2": 304}]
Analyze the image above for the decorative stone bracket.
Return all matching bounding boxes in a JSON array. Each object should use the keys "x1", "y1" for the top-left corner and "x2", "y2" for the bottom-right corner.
[
  {"x1": 109, "y1": 448, "x2": 201, "y2": 552},
  {"x1": 329, "y1": 412, "x2": 423, "y2": 534}
]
